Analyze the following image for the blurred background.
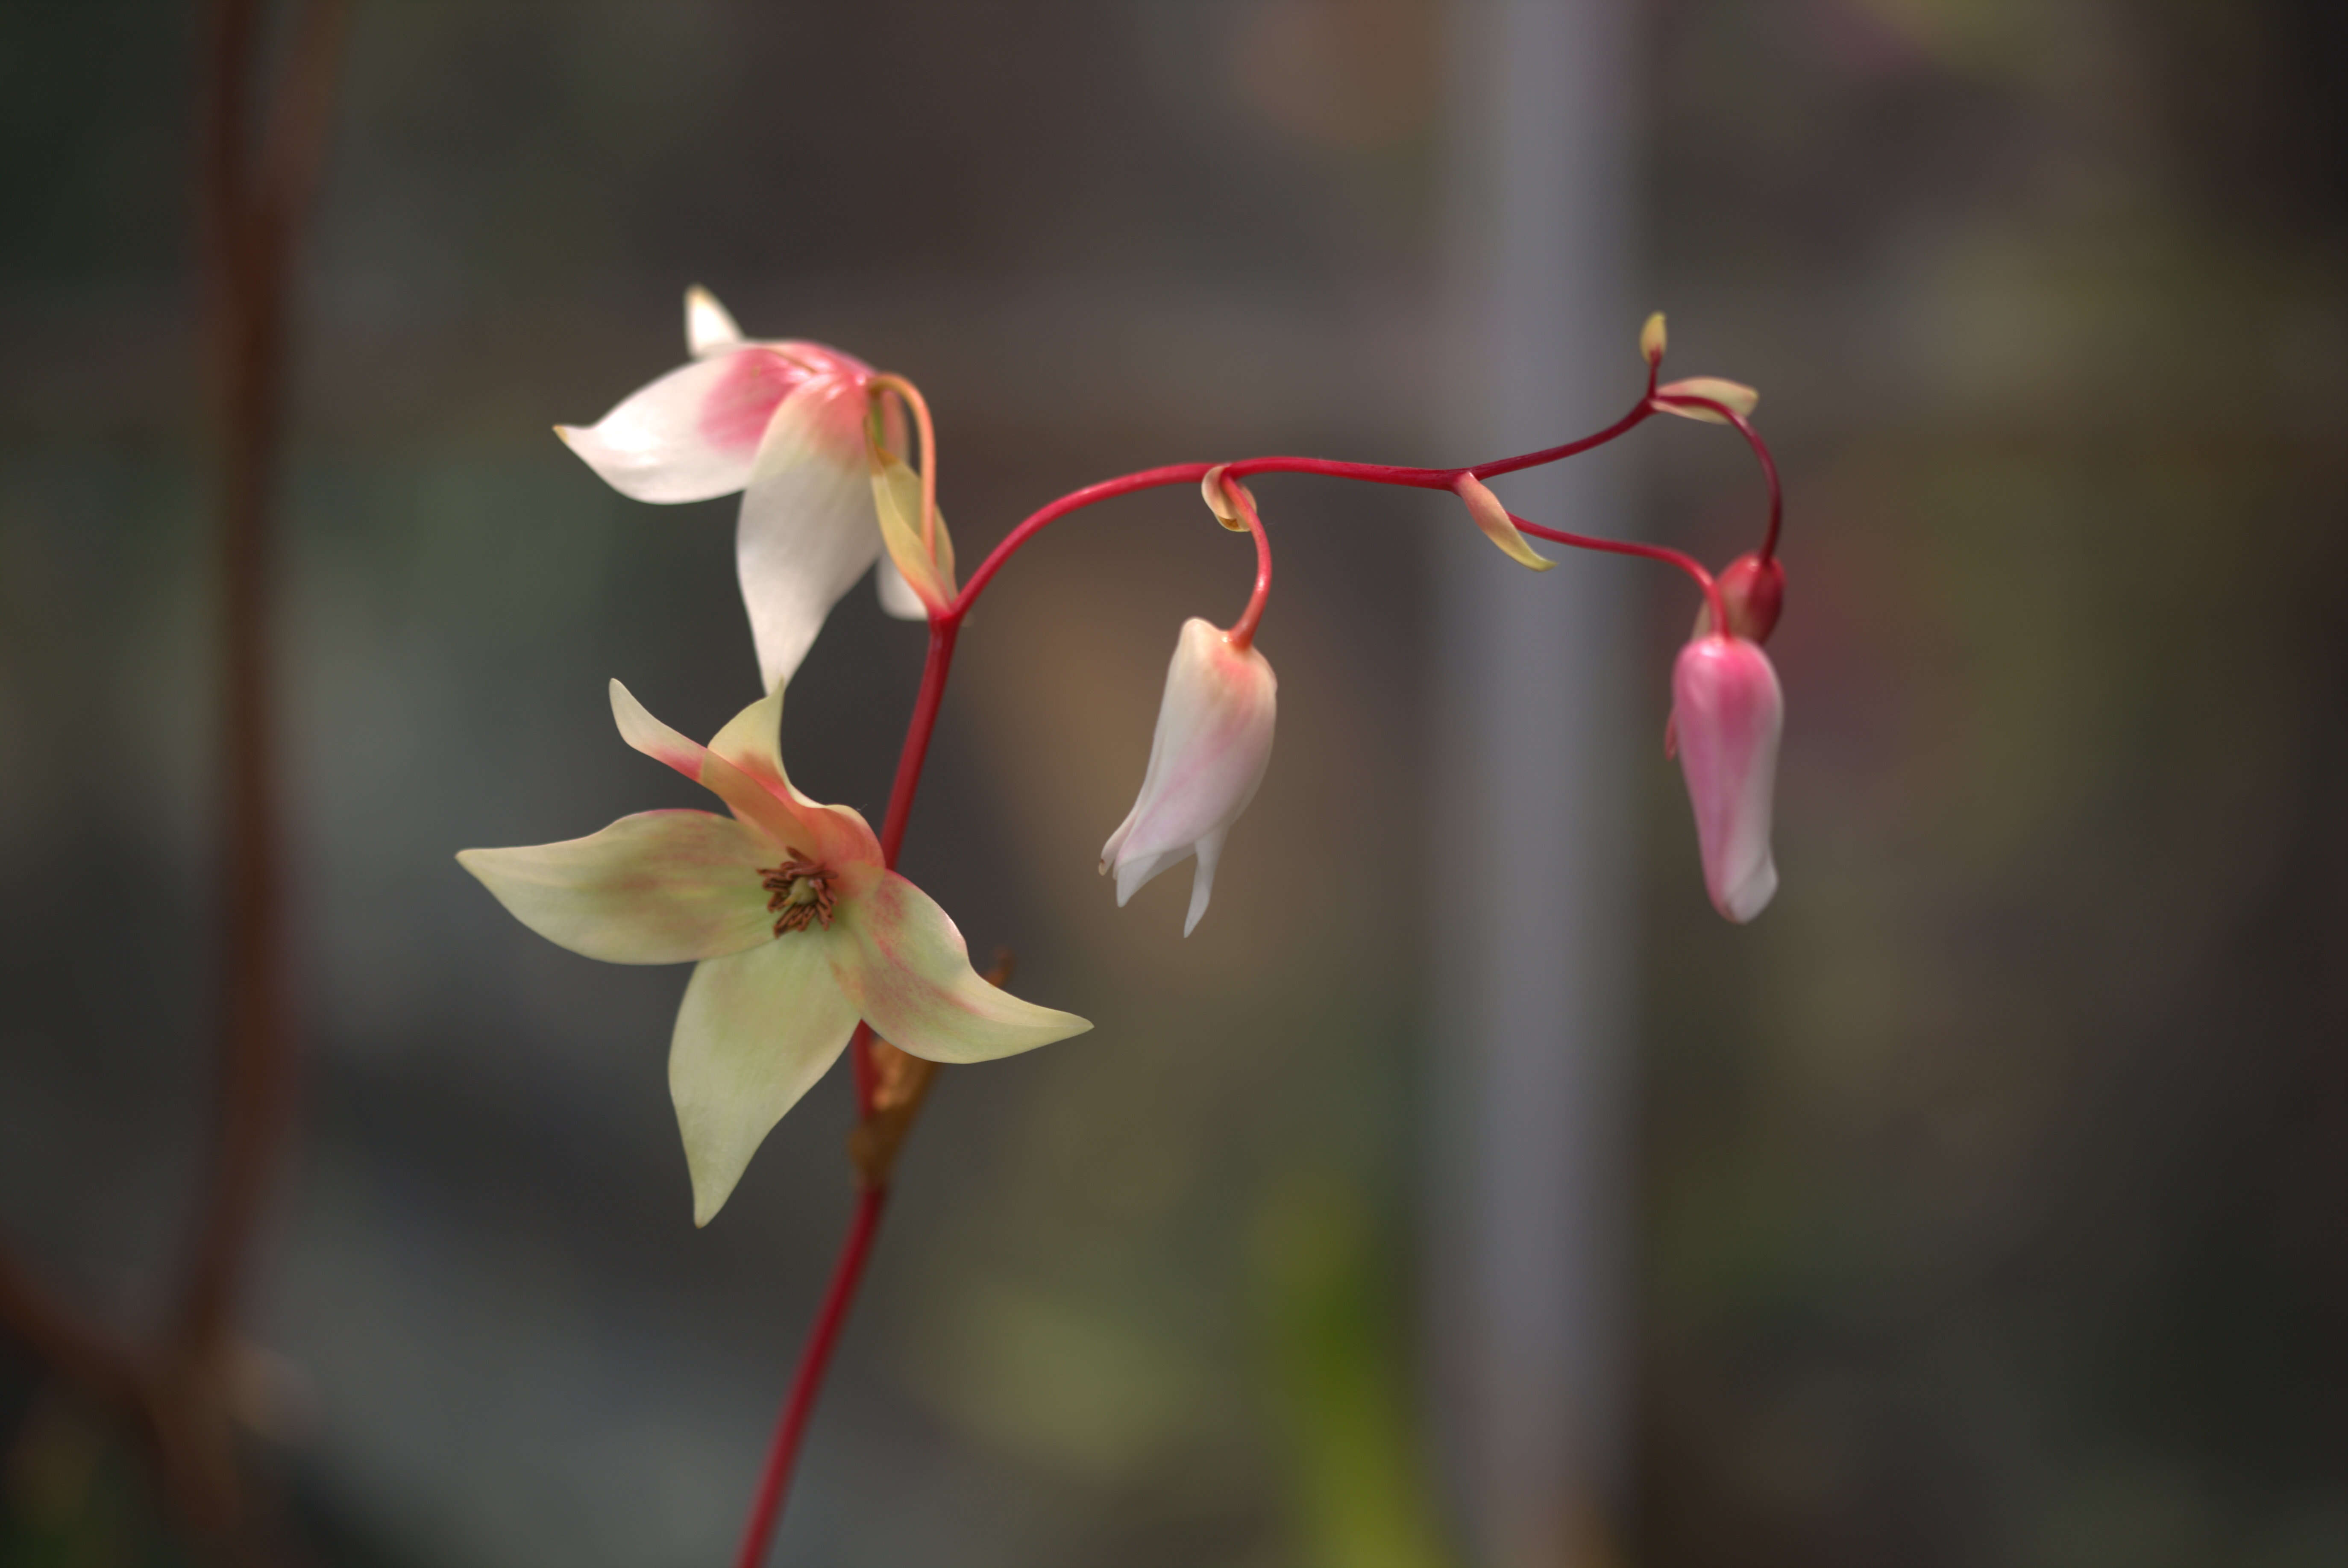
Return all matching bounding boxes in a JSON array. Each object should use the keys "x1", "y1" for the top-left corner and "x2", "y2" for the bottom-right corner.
[{"x1": 3, "y1": 1, "x2": 2345, "y2": 1565}]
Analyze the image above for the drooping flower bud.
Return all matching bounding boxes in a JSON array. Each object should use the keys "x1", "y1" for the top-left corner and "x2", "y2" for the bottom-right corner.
[
  {"x1": 1672, "y1": 633, "x2": 1783, "y2": 923},
  {"x1": 1101, "y1": 617, "x2": 1278, "y2": 936}
]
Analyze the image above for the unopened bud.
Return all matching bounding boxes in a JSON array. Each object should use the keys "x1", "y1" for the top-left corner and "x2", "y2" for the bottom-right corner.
[{"x1": 1640, "y1": 311, "x2": 1667, "y2": 366}]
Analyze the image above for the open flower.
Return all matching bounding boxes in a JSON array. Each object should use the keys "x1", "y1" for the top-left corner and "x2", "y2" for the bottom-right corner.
[
  {"x1": 1101, "y1": 617, "x2": 1277, "y2": 936},
  {"x1": 1672, "y1": 633, "x2": 1783, "y2": 922},
  {"x1": 458, "y1": 681, "x2": 1091, "y2": 1223},
  {"x1": 557, "y1": 288, "x2": 919, "y2": 692}
]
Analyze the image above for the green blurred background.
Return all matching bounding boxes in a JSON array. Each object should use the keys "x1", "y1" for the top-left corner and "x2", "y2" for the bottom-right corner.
[{"x1": 3, "y1": 2, "x2": 2343, "y2": 1566}]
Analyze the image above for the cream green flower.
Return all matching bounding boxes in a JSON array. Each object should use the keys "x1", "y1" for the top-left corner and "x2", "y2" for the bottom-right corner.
[{"x1": 459, "y1": 681, "x2": 1090, "y2": 1223}]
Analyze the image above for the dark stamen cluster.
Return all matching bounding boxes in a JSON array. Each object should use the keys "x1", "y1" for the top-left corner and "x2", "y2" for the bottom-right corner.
[{"x1": 760, "y1": 857, "x2": 838, "y2": 936}]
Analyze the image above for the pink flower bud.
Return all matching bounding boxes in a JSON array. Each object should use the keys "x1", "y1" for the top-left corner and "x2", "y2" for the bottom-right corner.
[
  {"x1": 1101, "y1": 618, "x2": 1278, "y2": 936},
  {"x1": 1672, "y1": 634, "x2": 1783, "y2": 923}
]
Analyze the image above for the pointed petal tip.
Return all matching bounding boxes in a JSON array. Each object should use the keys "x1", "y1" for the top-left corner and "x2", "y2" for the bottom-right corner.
[{"x1": 685, "y1": 285, "x2": 744, "y2": 358}]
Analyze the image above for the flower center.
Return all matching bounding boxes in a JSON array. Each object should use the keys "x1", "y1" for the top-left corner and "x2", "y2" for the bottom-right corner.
[{"x1": 760, "y1": 857, "x2": 839, "y2": 936}]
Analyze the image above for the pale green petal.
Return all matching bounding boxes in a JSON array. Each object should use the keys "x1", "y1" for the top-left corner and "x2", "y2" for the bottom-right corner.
[
  {"x1": 457, "y1": 810, "x2": 774, "y2": 964},
  {"x1": 705, "y1": 687, "x2": 884, "y2": 870},
  {"x1": 670, "y1": 936, "x2": 860, "y2": 1225},
  {"x1": 610, "y1": 678, "x2": 707, "y2": 780},
  {"x1": 833, "y1": 872, "x2": 1092, "y2": 1064}
]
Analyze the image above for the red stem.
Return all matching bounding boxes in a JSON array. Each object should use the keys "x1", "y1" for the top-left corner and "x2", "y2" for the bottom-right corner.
[
  {"x1": 1219, "y1": 476, "x2": 1274, "y2": 649},
  {"x1": 731, "y1": 1188, "x2": 886, "y2": 1568},
  {"x1": 730, "y1": 376, "x2": 1775, "y2": 1561},
  {"x1": 948, "y1": 397, "x2": 1661, "y2": 620},
  {"x1": 1650, "y1": 393, "x2": 1781, "y2": 564},
  {"x1": 1511, "y1": 517, "x2": 1724, "y2": 631}
]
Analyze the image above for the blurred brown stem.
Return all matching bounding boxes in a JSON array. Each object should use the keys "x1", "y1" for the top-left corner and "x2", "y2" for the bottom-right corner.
[{"x1": 0, "y1": 0, "x2": 343, "y2": 1559}]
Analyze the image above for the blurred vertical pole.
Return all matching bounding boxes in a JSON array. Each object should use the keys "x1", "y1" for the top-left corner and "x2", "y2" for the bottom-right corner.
[{"x1": 1430, "y1": 1, "x2": 1639, "y2": 1565}]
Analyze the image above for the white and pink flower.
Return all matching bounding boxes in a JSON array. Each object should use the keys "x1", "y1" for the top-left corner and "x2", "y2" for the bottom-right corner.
[
  {"x1": 1101, "y1": 617, "x2": 1277, "y2": 936},
  {"x1": 557, "y1": 288, "x2": 919, "y2": 692}
]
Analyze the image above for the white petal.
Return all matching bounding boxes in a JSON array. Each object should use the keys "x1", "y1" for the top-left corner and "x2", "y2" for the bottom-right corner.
[
  {"x1": 1107, "y1": 619, "x2": 1277, "y2": 872},
  {"x1": 610, "y1": 678, "x2": 706, "y2": 780},
  {"x1": 557, "y1": 348, "x2": 814, "y2": 504},
  {"x1": 875, "y1": 555, "x2": 929, "y2": 620},
  {"x1": 669, "y1": 937, "x2": 860, "y2": 1225},
  {"x1": 833, "y1": 872, "x2": 1092, "y2": 1064},
  {"x1": 736, "y1": 389, "x2": 885, "y2": 691},
  {"x1": 457, "y1": 810, "x2": 775, "y2": 964},
  {"x1": 1181, "y1": 825, "x2": 1227, "y2": 937},
  {"x1": 1113, "y1": 843, "x2": 1192, "y2": 907},
  {"x1": 686, "y1": 285, "x2": 743, "y2": 358}
]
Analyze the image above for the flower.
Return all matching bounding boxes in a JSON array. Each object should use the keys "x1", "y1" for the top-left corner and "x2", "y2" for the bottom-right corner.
[
  {"x1": 457, "y1": 681, "x2": 1091, "y2": 1223},
  {"x1": 556, "y1": 287, "x2": 922, "y2": 693},
  {"x1": 1101, "y1": 616, "x2": 1277, "y2": 935},
  {"x1": 1672, "y1": 633, "x2": 1784, "y2": 922}
]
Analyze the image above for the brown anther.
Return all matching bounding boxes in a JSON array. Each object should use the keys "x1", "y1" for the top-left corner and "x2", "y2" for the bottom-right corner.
[{"x1": 759, "y1": 857, "x2": 838, "y2": 937}]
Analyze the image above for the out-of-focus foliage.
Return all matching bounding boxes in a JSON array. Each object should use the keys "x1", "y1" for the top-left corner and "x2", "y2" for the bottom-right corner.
[
  {"x1": 1641, "y1": 3, "x2": 2348, "y2": 1564},
  {"x1": 3, "y1": 1, "x2": 2342, "y2": 1566}
]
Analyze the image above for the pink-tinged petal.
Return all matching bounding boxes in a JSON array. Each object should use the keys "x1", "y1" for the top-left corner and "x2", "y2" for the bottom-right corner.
[
  {"x1": 735, "y1": 379, "x2": 886, "y2": 690},
  {"x1": 557, "y1": 347, "x2": 820, "y2": 503},
  {"x1": 703, "y1": 685, "x2": 883, "y2": 869},
  {"x1": 832, "y1": 872, "x2": 1092, "y2": 1064},
  {"x1": 1672, "y1": 634, "x2": 1783, "y2": 922},
  {"x1": 1451, "y1": 473, "x2": 1556, "y2": 572},
  {"x1": 669, "y1": 937, "x2": 860, "y2": 1224},
  {"x1": 610, "y1": 678, "x2": 706, "y2": 781},
  {"x1": 1655, "y1": 376, "x2": 1760, "y2": 424},
  {"x1": 456, "y1": 810, "x2": 774, "y2": 964},
  {"x1": 685, "y1": 285, "x2": 743, "y2": 358},
  {"x1": 1101, "y1": 617, "x2": 1276, "y2": 932}
]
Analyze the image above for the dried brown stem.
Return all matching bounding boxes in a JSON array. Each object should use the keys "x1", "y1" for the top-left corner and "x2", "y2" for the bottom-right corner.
[{"x1": 0, "y1": 3, "x2": 343, "y2": 1560}]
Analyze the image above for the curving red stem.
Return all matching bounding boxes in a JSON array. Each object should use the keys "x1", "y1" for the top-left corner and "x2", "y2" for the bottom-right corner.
[{"x1": 729, "y1": 378, "x2": 1781, "y2": 1567}]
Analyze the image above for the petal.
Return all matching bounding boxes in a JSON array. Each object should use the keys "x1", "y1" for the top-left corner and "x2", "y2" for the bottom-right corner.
[
  {"x1": 1182, "y1": 825, "x2": 1227, "y2": 937},
  {"x1": 704, "y1": 686, "x2": 883, "y2": 869},
  {"x1": 558, "y1": 347, "x2": 816, "y2": 503},
  {"x1": 1452, "y1": 473, "x2": 1556, "y2": 572},
  {"x1": 833, "y1": 872, "x2": 1092, "y2": 1064},
  {"x1": 611, "y1": 678, "x2": 706, "y2": 781},
  {"x1": 457, "y1": 810, "x2": 774, "y2": 964},
  {"x1": 1655, "y1": 376, "x2": 1760, "y2": 424},
  {"x1": 869, "y1": 447, "x2": 956, "y2": 613},
  {"x1": 1672, "y1": 635, "x2": 1784, "y2": 922},
  {"x1": 1107, "y1": 618, "x2": 1277, "y2": 872},
  {"x1": 736, "y1": 382, "x2": 886, "y2": 690},
  {"x1": 875, "y1": 555, "x2": 929, "y2": 620},
  {"x1": 1113, "y1": 843, "x2": 1191, "y2": 907},
  {"x1": 686, "y1": 285, "x2": 743, "y2": 358},
  {"x1": 669, "y1": 938, "x2": 860, "y2": 1224}
]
